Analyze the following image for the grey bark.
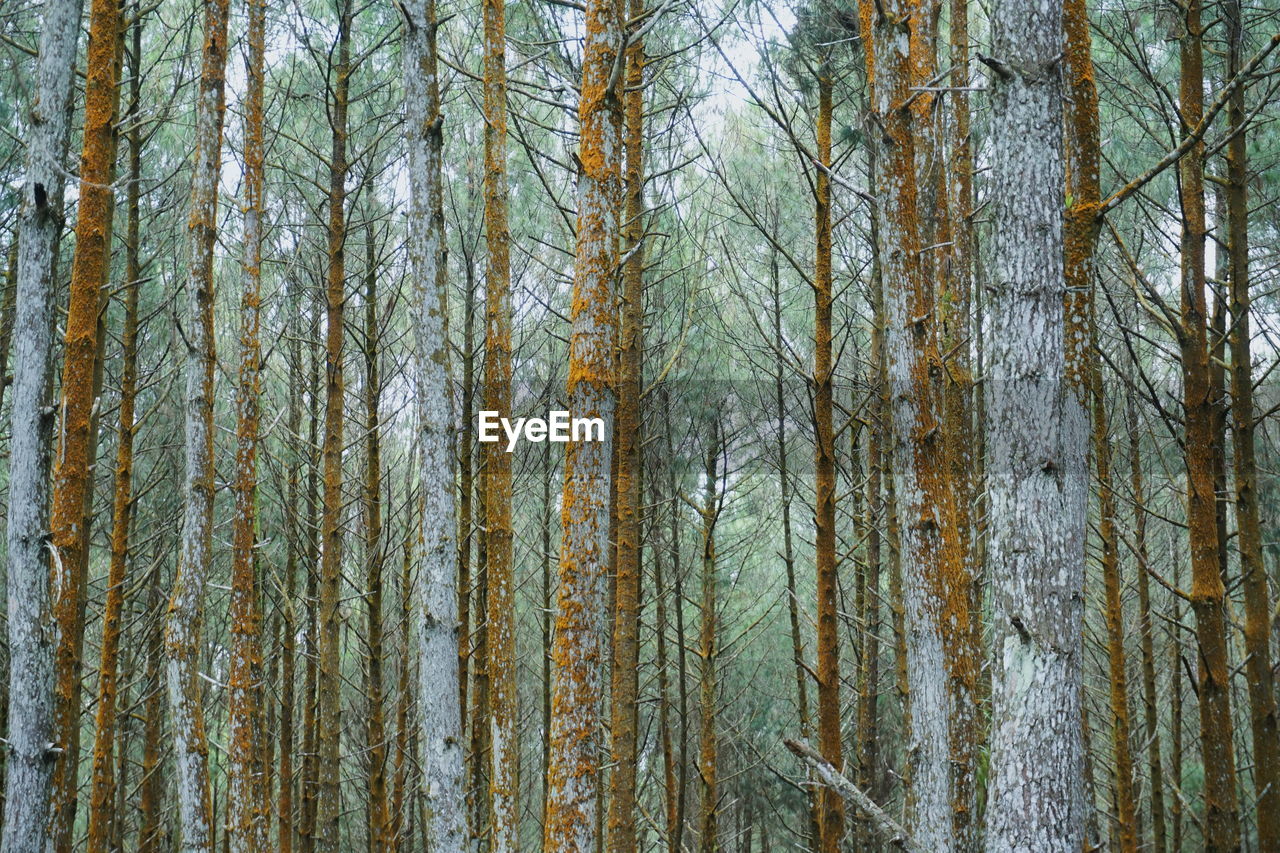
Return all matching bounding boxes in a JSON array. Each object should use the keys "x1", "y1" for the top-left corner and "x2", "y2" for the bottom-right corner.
[
  {"x1": 402, "y1": 1, "x2": 466, "y2": 849},
  {"x1": 1, "y1": 1, "x2": 82, "y2": 850},
  {"x1": 981, "y1": 1, "x2": 1087, "y2": 849}
]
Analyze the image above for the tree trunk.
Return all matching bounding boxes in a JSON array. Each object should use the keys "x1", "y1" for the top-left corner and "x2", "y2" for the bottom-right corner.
[
  {"x1": 314, "y1": 1, "x2": 352, "y2": 846},
  {"x1": 48, "y1": 0, "x2": 124, "y2": 844},
  {"x1": 1126, "y1": 394, "x2": 1167, "y2": 852},
  {"x1": 983, "y1": 0, "x2": 1087, "y2": 847},
  {"x1": 697, "y1": 432, "x2": 720, "y2": 853},
  {"x1": 606, "y1": 8, "x2": 645, "y2": 847},
  {"x1": 811, "y1": 59, "x2": 844, "y2": 853},
  {"x1": 363, "y1": 232, "x2": 391, "y2": 852},
  {"x1": 860, "y1": 2, "x2": 972, "y2": 845},
  {"x1": 164, "y1": 0, "x2": 232, "y2": 843},
  {"x1": 86, "y1": 10, "x2": 142, "y2": 848},
  {"x1": 1177, "y1": 2, "x2": 1240, "y2": 845},
  {"x1": 1224, "y1": 0, "x2": 1280, "y2": 845},
  {"x1": 404, "y1": 0, "x2": 466, "y2": 845},
  {"x1": 227, "y1": 0, "x2": 268, "y2": 844},
  {"x1": 481, "y1": 0, "x2": 518, "y2": 836},
  {"x1": 542, "y1": 0, "x2": 622, "y2": 841}
]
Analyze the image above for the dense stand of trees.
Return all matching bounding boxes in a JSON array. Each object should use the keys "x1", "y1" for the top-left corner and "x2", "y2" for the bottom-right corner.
[{"x1": 1, "y1": 0, "x2": 1280, "y2": 848}]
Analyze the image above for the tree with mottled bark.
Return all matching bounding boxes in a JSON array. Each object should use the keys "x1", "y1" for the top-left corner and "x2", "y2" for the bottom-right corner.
[
  {"x1": 982, "y1": 0, "x2": 1087, "y2": 846},
  {"x1": 402, "y1": 0, "x2": 466, "y2": 846},
  {"x1": 542, "y1": 0, "x2": 621, "y2": 842},
  {"x1": 164, "y1": 0, "x2": 232, "y2": 845},
  {"x1": 227, "y1": 0, "x2": 269, "y2": 843}
]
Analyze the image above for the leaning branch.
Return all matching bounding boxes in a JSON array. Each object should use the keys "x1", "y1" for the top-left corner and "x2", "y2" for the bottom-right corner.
[
  {"x1": 1098, "y1": 32, "x2": 1280, "y2": 215},
  {"x1": 784, "y1": 739, "x2": 924, "y2": 853}
]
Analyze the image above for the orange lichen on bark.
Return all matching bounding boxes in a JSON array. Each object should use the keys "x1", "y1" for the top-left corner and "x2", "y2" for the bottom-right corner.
[
  {"x1": 1178, "y1": 1, "x2": 1240, "y2": 847},
  {"x1": 48, "y1": 0, "x2": 124, "y2": 844},
  {"x1": 606, "y1": 4, "x2": 645, "y2": 848},
  {"x1": 543, "y1": 0, "x2": 621, "y2": 844}
]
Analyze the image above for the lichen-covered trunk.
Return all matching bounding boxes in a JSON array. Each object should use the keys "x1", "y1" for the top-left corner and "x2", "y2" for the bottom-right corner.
[
  {"x1": 1063, "y1": 0, "x2": 1135, "y2": 845},
  {"x1": 314, "y1": 3, "x2": 352, "y2": 847},
  {"x1": 1177, "y1": 3, "x2": 1240, "y2": 846},
  {"x1": 481, "y1": 0, "x2": 519, "y2": 838},
  {"x1": 48, "y1": 0, "x2": 123, "y2": 844},
  {"x1": 542, "y1": 0, "x2": 621, "y2": 842},
  {"x1": 606, "y1": 10, "x2": 645, "y2": 849},
  {"x1": 861, "y1": 2, "x2": 971, "y2": 846},
  {"x1": 164, "y1": 0, "x2": 231, "y2": 845},
  {"x1": 86, "y1": 13, "x2": 142, "y2": 847},
  {"x1": 983, "y1": 0, "x2": 1086, "y2": 845},
  {"x1": 1091, "y1": 360, "x2": 1136, "y2": 851},
  {"x1": 1225, "y1": 0, "x2": 1280, "y2": 845},
  {"x1": 811, "y1": 64, "x2": 844, "y2": 853},
  {"x1": 362, "y1": 236, "x2": 390, "y2": 853},
  {"x1": 403, "y1": 0, "x2": 466, "y2": 847},
  {"x1": 227, "y1": 0, "x2": 268, "y2": 843}
]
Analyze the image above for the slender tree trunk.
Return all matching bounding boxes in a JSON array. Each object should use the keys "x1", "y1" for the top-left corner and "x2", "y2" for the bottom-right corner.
[
  {"x1": 1176, "y1": 2, "x2": 1240, "y2": 845},
  {"x1": 856, "y1": 228, "x2": 885, "y2": 841},
  {"x1": 1125, "y1": 394, "x2": 1167, "y2": 852},
  {"x1": 363, "y1": 234, "x2": 391, "y2": 852},
  {"x1": 697, "y1": 433, "x2": 720, "y2": 853},
  {"x1": 459, "y1": 262, "x2": 475, "y2": 748},
  {"x1": 227, "y1": 0, "x2": 269, "y2": 844},
  {"x1": 542, "y1": 0, "x2": 622, "y2": 841},
  {"x1": 300, "y1": 310, "x2": 322, "y2": 853},
  {"x1": 811, "y1": 59, "x2": 844, "y2": 853},
  {"x1": 770, "y1": 256, "x2": 818, "y2": 850},
  {"x1": 48, "y1": 0, "x2": 124, "y2": 844},
  {"x1": 139, "y1": 552, "x2": 168, "y2": 853},
  {"x1": 1224, "y1": 0, "x2": 1280, "y2": 845},
  {"x1": 404, "y1": 0, "x2": 466, "y2": 845},
  {"x1": 1092, "y1": 359, "x2": 1137, "y2": 851},
  {"x1": 984, "y1": 0, "x2": 1087, "y2": 847},
  {"x1": 165, "y1": 0, "x2": 232, "y2": 843},
  {"x1": 606, "y1": 8, "x2": 645, "y2": 847},
  {"x1": 86, "y1": 11, "x2": 142, "y2": 848},
  {"x1": 481, "y1": 0, "x2": 518, "y2": 835},
  {"x1": 314, "y1": 1, "x2": 352, "y2": 846},
  {"x1": 390, "y1": 514, "x2": 413, "y2": 852},
  {"x1": 653, "y1": 489, "x2": 678, "y2": 853}
]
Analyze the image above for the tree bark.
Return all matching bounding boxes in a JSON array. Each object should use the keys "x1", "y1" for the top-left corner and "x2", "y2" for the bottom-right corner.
[
  {"x1": 697, "y1": 432, "x2": 720, "y2": 853},
  {"x1": 481, "y1": 0, "x2": 519, "y2": 836},
  {"x1": 403, "y1": 0, "x2": 467, "y2": 846},
  {"x1": 606, "y1": 7, "x2": 645, "y2": 847},
  {"x1": 47, "y1": 0, "x2": 124, "y2": 844},
  {"x1": 1177, "y1": 1, "x2": 1241, "y2": 845},
  {"x1": 1224, "y1": 0, "x2": 1280, "y2": 845},
  {"x1": 314, "y1": 1, "x2": 352, "y2": 846},
  {"x1": 983, "y1": 0, "x2": 1087, "y2": 846},
  {"x1": 86, "y1": 10, "x2": 142, "y2": 848},
  {"x1": 362, "y1": 232, "x2": 391, "y2": 853},
  {"x1": 542, "y1": 0, "x2": 622, "y2": 842},
  {"x1": 164, "y1": 0, "x2": 232, "y2": 844},
  {"x1": 227, "y1": 0, "x2": 269, "y2": 844},
  {"x1": 811, "y1": 57, "x2": 844, "y2": 853}
]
